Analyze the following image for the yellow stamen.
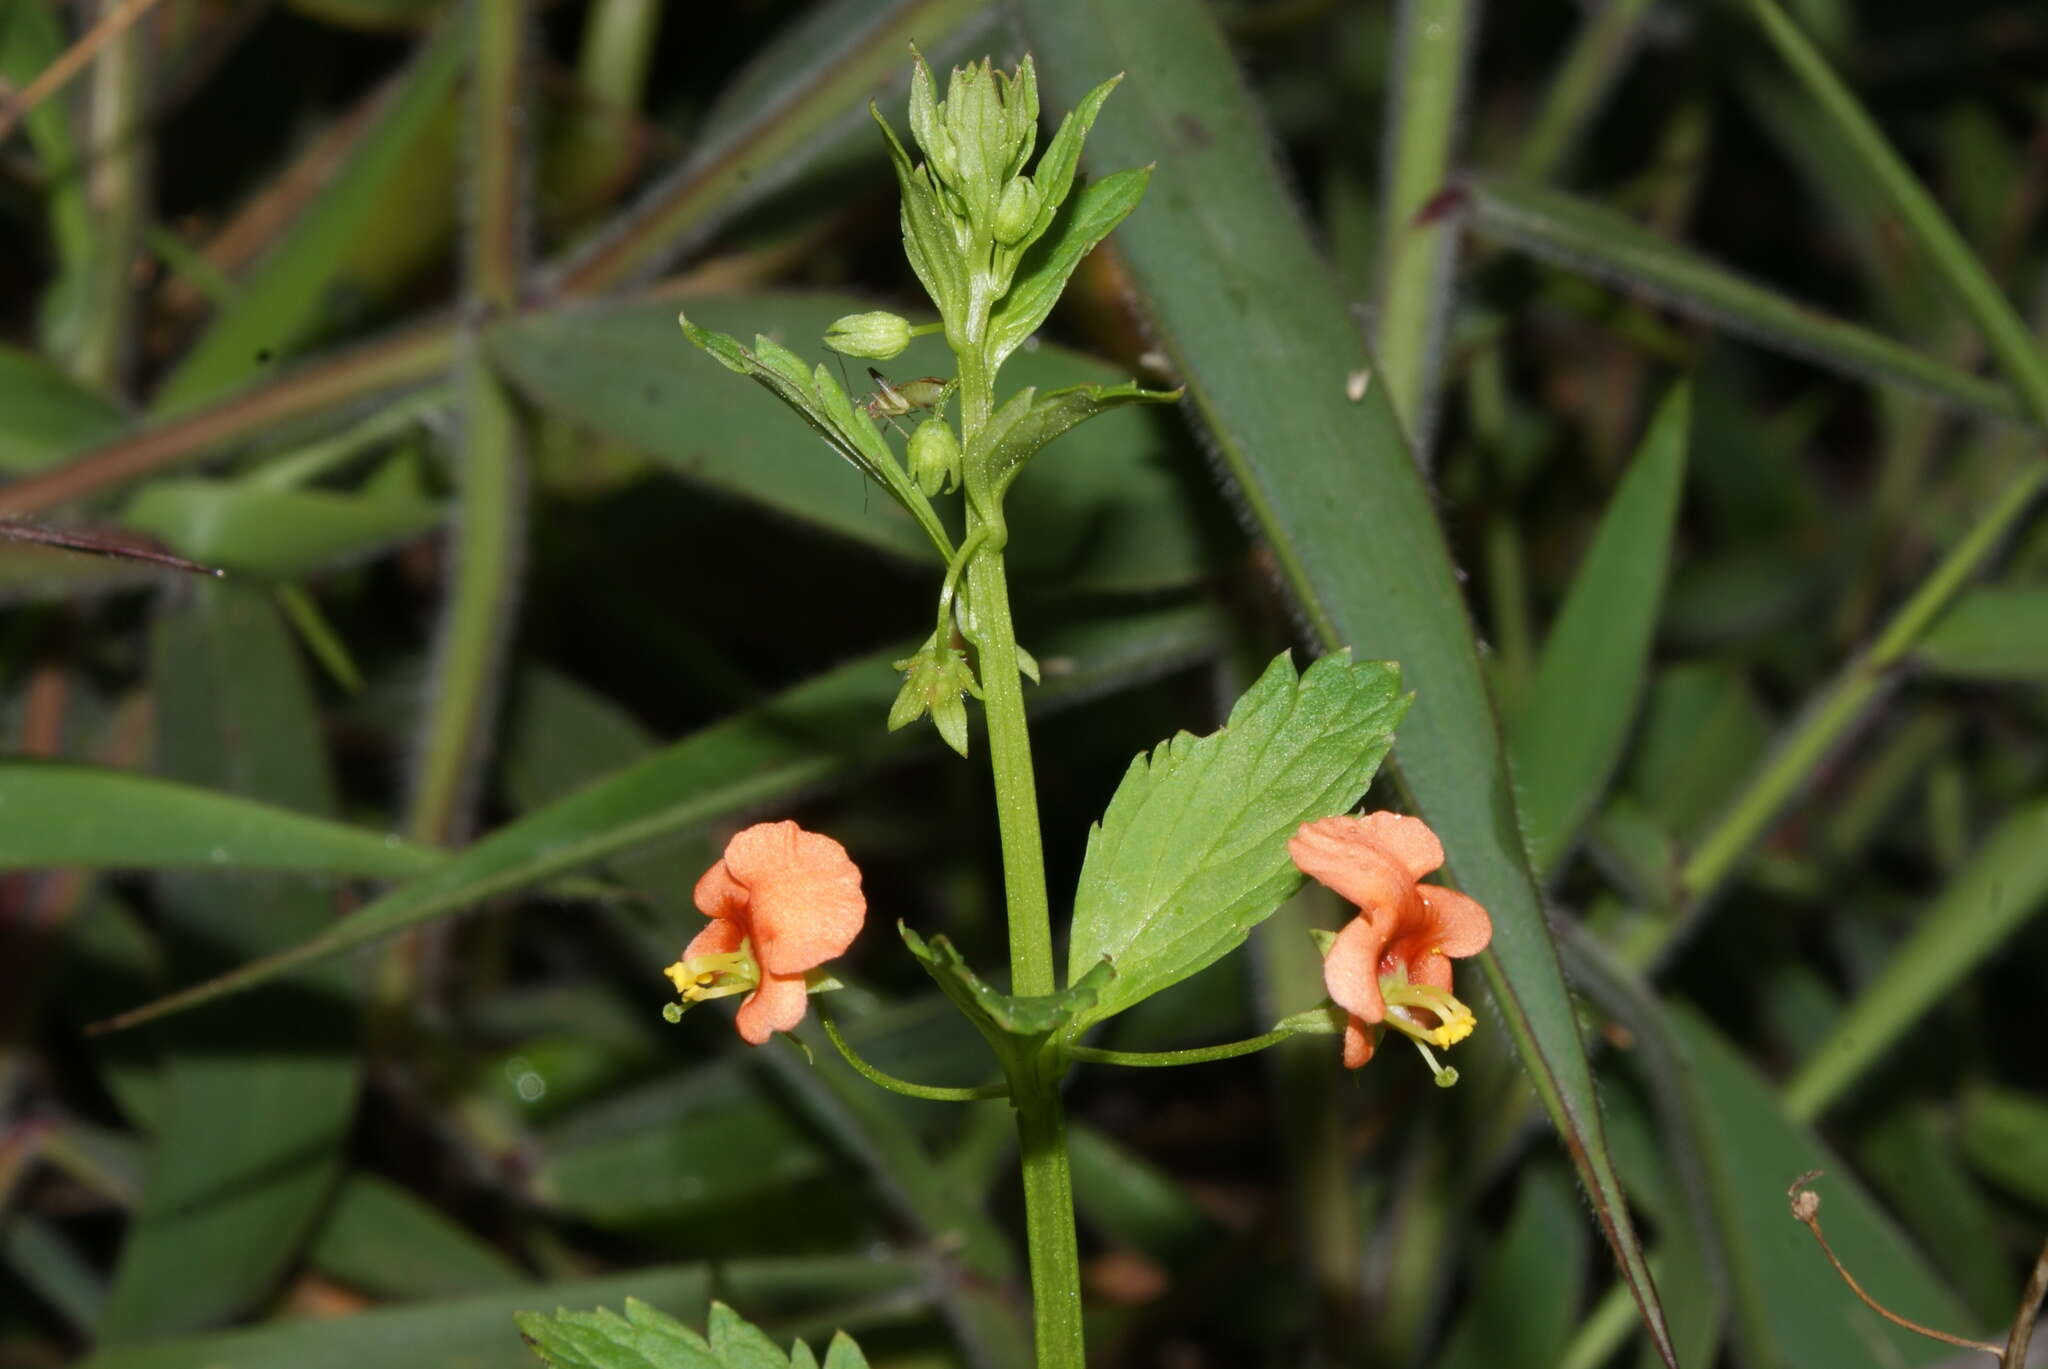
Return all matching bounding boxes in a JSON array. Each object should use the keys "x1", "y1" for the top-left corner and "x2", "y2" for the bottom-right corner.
[
  {"x1": 662, "y1": 943, "x2": 759, "y2": 1005},
  {"x1": 1380, "y1": 975, "x2": 1477, "y2": 1050}
]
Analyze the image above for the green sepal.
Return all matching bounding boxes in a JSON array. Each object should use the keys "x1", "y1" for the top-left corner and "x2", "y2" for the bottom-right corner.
[
  {"x1": 677, "y1": 313, "x2": 952, "y2": 562},
  {"x1": 900, "y1": 922, "x2": 1114, "y2": 1063},
  {"x1": 990, "y1": 165, "x2": 1151, "y2": 368},
  {"x1": 974, "y1": 377, "x2": 1183, "y2": 497}
]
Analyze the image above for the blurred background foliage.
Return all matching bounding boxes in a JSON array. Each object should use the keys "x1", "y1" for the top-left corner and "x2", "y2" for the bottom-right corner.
[{"x1": 1, "y1": 1, "x2": 2045, "y2": 1366}]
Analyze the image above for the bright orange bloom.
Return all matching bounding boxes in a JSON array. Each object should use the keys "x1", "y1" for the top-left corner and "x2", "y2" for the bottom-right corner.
[
  {"x1": 1289, "y1": 812, "x2": 1492, "y2": 1081},
  {"x1": 664, "y1": 821, "x2": 866, "y2": 1044}
]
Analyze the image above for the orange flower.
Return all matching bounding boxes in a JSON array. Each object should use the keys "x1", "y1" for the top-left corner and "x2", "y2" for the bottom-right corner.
[
  {"x1": 1289, "y1": 812, "x2": 1492, "y2": 1082},
  {"x1": 663, "y1": 821, "x2": 866, "y2": 1044}
]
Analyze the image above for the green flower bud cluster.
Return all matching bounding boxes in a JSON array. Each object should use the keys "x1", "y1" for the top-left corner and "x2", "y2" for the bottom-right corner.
[{"x1": 889, "y1": 634, "x2": 980, "y2": 757}]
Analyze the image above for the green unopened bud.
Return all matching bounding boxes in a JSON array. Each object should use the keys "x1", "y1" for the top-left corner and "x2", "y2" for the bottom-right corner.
[
  {"x1": 824, "y1": 311, "x2": 913, "y2": 360},
  {"x1": 908, "y1": 417, "x2": 961, "y2": 495},
  {"x1": 993, "y1": 176, "x2": 1041, "y2": 245}
]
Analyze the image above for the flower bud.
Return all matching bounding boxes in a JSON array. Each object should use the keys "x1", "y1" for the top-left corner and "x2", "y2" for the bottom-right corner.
[
  {"x1": 823, "y1": 310, "x2": 912, "y2": 360},
  {"x1": 908, "y1": 417, "x2": 961, "y2": 496},
  {"x1": 993, "y1": 176, "x2": 1042, "y2": 245},
  {"x1": 889, "y1": 636, "x2": 978, "y2": 757}
]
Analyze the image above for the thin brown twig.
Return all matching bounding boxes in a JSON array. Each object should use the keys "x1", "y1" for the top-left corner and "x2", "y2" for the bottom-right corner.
[
  {"x1": 1787, "y1": 1171, "x2": 2006, "y2": 1359},
  {"x1": 2007, "y1": 1237, "x2": 2048, "y2": 1368},
  {"x1": 0, "y1": 0, "x2": 169, "y2": 144}
]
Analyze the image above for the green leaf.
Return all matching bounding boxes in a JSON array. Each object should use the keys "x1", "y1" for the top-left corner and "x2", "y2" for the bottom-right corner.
[
  {"x1": 152, "y1": 21, "x2": 466, "y2": 413},
  {"x1": 1018, "y1": 73, "x2": 1125, "y2": 253},
  {"x1": 97, "y1": 600, "x2": 1224, "y2": 1031},
  {"x1": 1066, "y1": 650, "x2": 1406, "y2": 1024},
  {"x1": 0, "y1": 345, "x2": 125, "y2": 474},
  {"x1": 1464, "y1": 178, "x2": 2033, "y2": 426},
  {"x1": 491, "y1": 294, "x2": 1228, "y2": 592},
  {"x1": 308, "y1": 1173, "x2": 528, "y2": 1301},
  {"x1": 819, "y1": 1333, "x2": 869, "y2": 1369},
  {"x1": 989, "y1": 166, "x2": 1150, "y2": 369},
  {"x1": 1015, "y1": 2, "x2": 1676, "y2": 1358},
  {"x1": 902, "y1": 924, "x2": 1113, "y2": 1048},
  {"x1": 100, "y1": 582, "x2": 361, "y2": 1342},
  {"x1": 1913, "y1": 585, "x2": 2048, "y2": 678},
  {"x1": 1782, "y1": 799, "x2": 2048, "y2": 1121},
  {"x1": 516, "y1": 1296, "x2": 875, "y2": 1369},
  {"x1": 1959, "y1": 1089, "x2": 2048, "y2": 1209},
  {"x1": 1510, "y1": 384, "x2": 1690, "y2": 878},
  {"x1": 0, "y1": 760, "x2": 441, "y2": 876},
  {"x1": 81, "y1": 1259, "x2": 920, "y2": 1369},
  {"x1": 979, "y1": 378, "x2": 1182, "y2": 497},
  {"x1": 873, "y1": 103, "x2": 968, "y2": 333},
  {"x1": 119, "y1": 479, "x2": 442, "y2": 577}
]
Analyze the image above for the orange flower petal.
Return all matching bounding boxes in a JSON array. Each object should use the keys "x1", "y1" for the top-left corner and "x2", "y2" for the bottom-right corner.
[
  {"x1": 693, "y1": 857, "x2": 750, "y2": 924},
  {"x1": 683, "y1": 918, "x2": 746, "y2": 960},
  {"x1": 1342, "y1": 1015, "x2": 1375, "y2": 1069},
  {"x1": 1323, "y1": 913, "x2": 1390, "y2": 1024},
  {"x1": 734, "y1": 971, "x2": 809, "y2": 1044},
  {"x1": 1418, "y1": 885, "x2": 1491, "y2": 957},
  {"x1": 720, "y1": 821, "x2": 866, "y2": 976},
  {"x1": 1351, "y1": 811, "x2": 1445, "y2": 880},
  {"x1": 1290, "y1": 817, "x2": 1415, "y2": 917}
]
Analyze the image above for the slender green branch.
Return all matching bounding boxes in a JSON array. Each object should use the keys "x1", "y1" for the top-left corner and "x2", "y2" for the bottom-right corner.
[
  {"x1": 1069, "y1": 1027, "x2": 1299, "y2": 1068},
  {"x1": 821, "y1": 1017, "x2": 1008, "y2": 1102},
  {"x1": 1745, "y1": 0, "x2": 2048, "y2": 424}
]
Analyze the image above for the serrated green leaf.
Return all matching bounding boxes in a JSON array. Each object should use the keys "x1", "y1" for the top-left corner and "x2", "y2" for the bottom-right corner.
[
  {"x1": 1066, "y1": 650, "x2": 1406, "y2": 1024},
  {"x1": 1510, "y1": 384, "x2": 1690, "y2": 878},
  {"x1": 705, "y1": 1302, "x2": 787, "y2": 1369},
  {"x1": 989, "y1": 166, "x2": 1150, "y2": 369},
  {"x1": 819, "y1": 1332, "x2": 869, "y2": 1369},
  {"x1": 516, "y1": 1299, "x2": 718, "y2": 1369}
]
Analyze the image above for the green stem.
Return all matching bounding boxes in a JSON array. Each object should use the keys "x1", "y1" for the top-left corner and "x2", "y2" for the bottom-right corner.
[
  {"x1": 1014, "y1": 1080, "x2": 1086, "y2": 1369},
  {"x1": 956, "y1": 321, "x2": 1078, "y2": 1369},
  {"x1": 820, "y1": 1017, "x2": 1008, "y2": 1101},
  {"x1": 1068, "y1": 1027, "x2": 1297, "y2": 1068}
]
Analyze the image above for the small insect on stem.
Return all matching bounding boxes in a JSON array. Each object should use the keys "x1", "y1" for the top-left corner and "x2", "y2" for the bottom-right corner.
[{"x1": 861, "y1": 367, "x2": 953, "y2": 436}]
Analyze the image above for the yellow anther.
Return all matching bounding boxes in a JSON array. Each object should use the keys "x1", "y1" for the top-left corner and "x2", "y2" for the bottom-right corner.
[
  {"x1": 1380, "y1": 976, "x2": 1478, "y2": 1051},
  {"x1": 663, "y1": 945, "x2": 759, "y2": 1004}
]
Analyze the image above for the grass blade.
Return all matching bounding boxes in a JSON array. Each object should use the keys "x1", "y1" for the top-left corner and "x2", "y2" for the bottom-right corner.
[
  {"x1": 0, "y1": 760, "x2": 439, "y2": 876},
  {"x1": 100, "y1": 582, "x2": 362, "y2": 1341},
  {"x1": 1465, "y1": 179, "x2": 2033, "y2": 426},
  {"x1": 1011, "y1": 5, "x2": 1675, "y2": 1361},
  {"x1": 151, "y1": 22, "x2": 465, "y2": 414},
  {"x1": 95, "y1": 600, "x2": 1222, "y2": 1032},
  {"x1": 1913, "y1": 585, "x2": 2048, "y2": 679},
  {"x1": 1783, "y1": 800, "x2": 2048, "y2": 1122},
  {"x1": 1510, "y1": 384, "x2": 1689, "y2": 878},
  {"x1": 1375, "y1": 0, "x2": 1477, "y2": 449}
]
